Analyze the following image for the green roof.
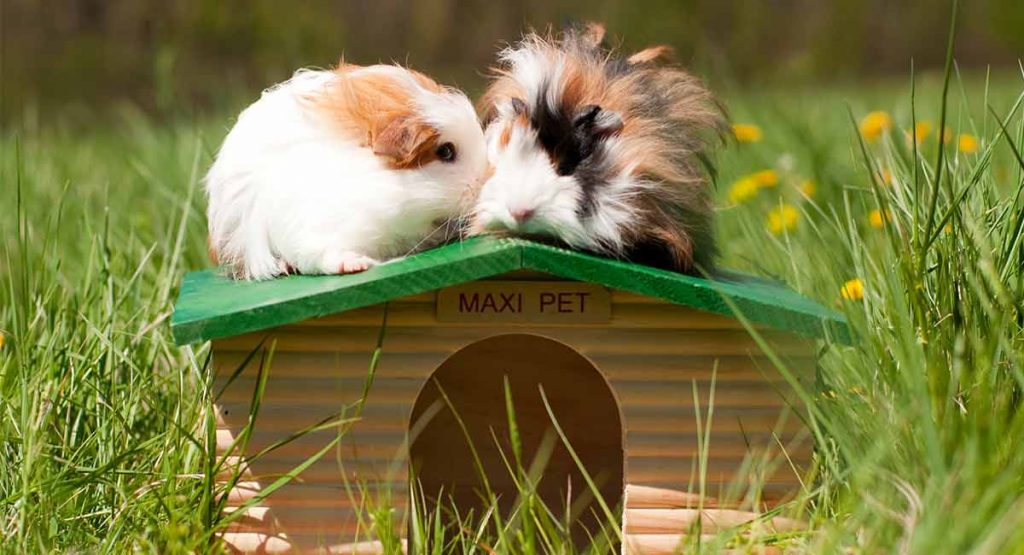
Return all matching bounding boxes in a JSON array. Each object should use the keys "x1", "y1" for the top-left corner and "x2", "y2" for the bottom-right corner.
[{"x1": 171, "y1": 237, "x2": 849, "y2": 345}]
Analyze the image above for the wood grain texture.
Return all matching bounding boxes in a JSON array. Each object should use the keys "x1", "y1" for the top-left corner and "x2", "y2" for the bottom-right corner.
[
  {"x1": 212, "y1": 326, "x2": 814, "y2": 356},
  {"x1": 622, "y1": 508, "x2": 806, "y2": 534},
  {"x1": 623, "y1": 485, "x2": 718, "y2": 509},
  {"x1": 211, "y1": 349, "x2": 813, "y2": 382},
  {"x1": 622, "y1": 534, "x2": 783, "y2": 555},
  {"x1": 219, "y1": 534, "x2": 403, "y2": 554},
  {"x1": 209, "y1": 281, "x2": 818, "y2": 551}
]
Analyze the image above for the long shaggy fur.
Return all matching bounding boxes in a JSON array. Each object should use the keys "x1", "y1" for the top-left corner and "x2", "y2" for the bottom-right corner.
[
  {"x1": 206, "y1": 64, "x2": 486, "y2": 279},
  {"x1": 473, "y1": 23, "x2": 725, "y2": 273}
]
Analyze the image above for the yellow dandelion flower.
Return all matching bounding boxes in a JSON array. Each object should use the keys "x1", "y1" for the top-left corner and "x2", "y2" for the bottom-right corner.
[
  {"x1": 860, "y1": 111, "x2": 892, "y2": 143},
  {"x1": 841, "y1": 278, "x2": 864, "y2": 301},
  {"x1": 766, "y1": 204, "x2": 799, "y2": 234},
  {"x1": 958, "y1": 134, "x2": 979, "y2": 154},
  {"x1": 732, "y1": 123, "x2": 763, "y2": 143},
  {"x1": 0, "y1": 333, "x2": 4, "y2": 349},
  {"x1": 906, "y1": 120, "x2": 933, "y2": 144},
  {"x1": 798, "y1": 179, "x2": 816, "y2": 198},
  {"x1": 868, "y1": 208, "x2": 893, "y2": 228},
  {"x1": 752, "y1": 169, "x2": 779, "y2": 188},
  {"x1": 728, "y1": 177, "x2": 760, "y2": 204}
]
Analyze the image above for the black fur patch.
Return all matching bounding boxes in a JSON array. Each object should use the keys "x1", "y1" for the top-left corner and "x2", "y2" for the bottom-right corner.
[
  {"x1": 527, "y1": 81, "x2": 620, "y2": 218},
  {"x1": 530, "y1": 79, "x2": 589, "y2": 176}
]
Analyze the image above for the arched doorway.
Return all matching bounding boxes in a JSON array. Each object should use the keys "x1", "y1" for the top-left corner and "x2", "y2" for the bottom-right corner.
[{"x1": 409, "y1": 334, "x2": 624, "y2": 543}]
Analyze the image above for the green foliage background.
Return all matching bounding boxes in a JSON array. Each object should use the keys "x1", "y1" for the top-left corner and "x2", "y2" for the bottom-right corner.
[
  {"x1": 2, "y1": 1, "x2": 1024, "y2": 553},
  {"x1": 3, "y1": 0, "x2": 1024, "y2": 118}
]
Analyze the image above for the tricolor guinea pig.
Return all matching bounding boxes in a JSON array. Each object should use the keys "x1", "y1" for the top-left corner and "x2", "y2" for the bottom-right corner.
[
  {"x1": 470, "y1": 24, "x2": 725, "y2": 273},
  {"x1": 205, "y1": 63, "x2": 487, "y2": 279}
]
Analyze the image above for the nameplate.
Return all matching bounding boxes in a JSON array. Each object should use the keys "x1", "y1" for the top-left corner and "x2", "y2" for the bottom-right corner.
[{"x1": 436, "y1": 281, "x2": 611, "y2": 324}]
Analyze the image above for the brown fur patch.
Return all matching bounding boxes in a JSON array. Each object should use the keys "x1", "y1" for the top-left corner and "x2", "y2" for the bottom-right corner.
[
  {"x1": 627, "y1": 45, "x2": 674, "y2": 65},
  {"x1": 206, "y1": 235, "x2": 219, "y2": 264},
  {"x1": 310, "y1": 64, "x2": 443, "y2": 169},
  {"x1": 479, "y1": 23, "x2": 726, "y2": 273},
  {"x1": 477, "y1": 73, "x2": 527, "y2": 123},
  {"x1": 499, "y1": 121, "x2": 513, "y2": 148}
]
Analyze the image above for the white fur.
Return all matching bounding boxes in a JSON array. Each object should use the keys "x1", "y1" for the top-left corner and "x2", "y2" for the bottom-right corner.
[
  {"x1": 497, "y1": 45, "x2": 565, "y2": 116},
  {"x1": 205, "y1": 68, "x2": 486, "y2": 279},
  {"x1": 473, "y1": 100, "x2": 643, "y2": 256}
]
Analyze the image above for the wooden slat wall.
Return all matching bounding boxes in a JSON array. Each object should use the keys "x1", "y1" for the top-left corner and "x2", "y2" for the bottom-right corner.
[{"x1": 212, "y1": 288, "x2": 816, "y2": 553}]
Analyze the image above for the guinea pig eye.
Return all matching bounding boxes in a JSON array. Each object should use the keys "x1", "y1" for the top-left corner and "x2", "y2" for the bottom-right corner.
[{"x1": 435, "y1": 142, "x2": 456, "y2": 163}]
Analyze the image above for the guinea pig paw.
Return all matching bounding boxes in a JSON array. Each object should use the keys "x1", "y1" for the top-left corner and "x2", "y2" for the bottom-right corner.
[
  {"x1": 321, "y1": 251, "x2": 378, "y2": 275},
  {"x1": 276, "y1": 259, "x2": 296, "y2": 275}
]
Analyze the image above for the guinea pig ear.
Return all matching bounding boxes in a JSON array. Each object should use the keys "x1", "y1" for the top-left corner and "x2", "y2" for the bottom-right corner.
[
  {"x1": 372, "y1": 116, "x2": 438, "y2": 168},
  {"x1": 574, "y1": 104, "x2": 623, "y2": 139},
  {"x1": 510, "y1": 98, "x2": 528, "y2": 117}
]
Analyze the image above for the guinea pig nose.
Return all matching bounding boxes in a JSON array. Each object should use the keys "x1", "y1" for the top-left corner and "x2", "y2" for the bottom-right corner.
[{"x1": 511, "y1": 208, "x2": 535, "y2": 224}]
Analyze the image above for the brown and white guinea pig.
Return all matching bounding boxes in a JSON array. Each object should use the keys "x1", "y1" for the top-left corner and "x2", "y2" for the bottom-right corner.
[
  {"x1": 470, "y1": 23, "x2": 725, "y2": 274},
  {"x1": 205, "y1": 63, "x2": 487, "y2": 279}
]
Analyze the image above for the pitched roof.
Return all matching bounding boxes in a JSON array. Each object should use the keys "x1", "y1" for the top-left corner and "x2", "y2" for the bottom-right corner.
[{"x1": 171, "y1": 237, "x2": 849, "y2": 345}]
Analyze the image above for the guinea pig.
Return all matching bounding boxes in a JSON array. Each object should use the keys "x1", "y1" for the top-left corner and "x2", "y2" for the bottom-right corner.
[
  {"x1": 205, "y1": 62, "x2": 487, "y2": 279},
  {"x1": 470, "y1": 23, "x2": 725, "y2": 274}
]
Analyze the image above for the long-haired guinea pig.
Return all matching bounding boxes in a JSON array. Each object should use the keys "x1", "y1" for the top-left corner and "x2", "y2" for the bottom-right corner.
[
  {"x1": 205, "y1": 63, "x2": 486, "y2": 279},
  {"x1": 471, "y1": 23, "x2": 725, "y2": 274}
]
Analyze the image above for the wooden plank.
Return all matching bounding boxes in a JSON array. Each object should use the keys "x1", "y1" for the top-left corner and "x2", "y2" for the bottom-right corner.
[
  {"x1": 623, "y1": 485, "x2": 718, "y2": 509},
  {"x1": 222, "y1": 482, "x2": 406, "y2": 507},
  {"x1": 214, "y1": 431, "x2": 406, "y2": 463},
  {"x1": 591, "y1": 353, "x2": 815, "y2": 382},
  {"x1": 212, "y1": 351, "x2": 448, "y2": 380},
  {"x1": 624, "y1": 458, "x2": 804, "y2": 487},
  {"x1": 623, "y1": 533, "x2": 684, "y2": 555},
  {"x1": 215, "y1": 429, "x2": 808, "y2": 461},
  {"x1": 220, "y1": 533, "x2": 403, "y2": 554},
  {"x1": 218, "y1": 457, "x2": 404, "y2": 484},
  {"x1": 211, "y1": 350, "x2": 814, "y2": 383},
  {"x1": 215, "y1": 453, "x2": 403, "y2": 483},
  {"x1": 214, "y1": 376, "x2": 803, "y2": 409},
  {"x1": 610, "y1": 380, "x2": 802, "y2": 409},
  {"x1": 622, "y1": 408, "x2": 810, "y2": 434},
  {"x1": 214, "y1": 413, "x2": 806, "y2": 439},
  {"x1": 214, "y1": 376, "x2": 423, "y2": 404},
  {"x1": 221, "y1": 505, "x2": 272, "y2": 527},
  {"x1": 221, "y1": 509, "x2": 388, "y2": 536},
  {"x1": 330, "y1": 540, "x2": 407, "y2": 555},
  {"x1": 215, "y1": 396, "x2": 800, "y2": 440},
  {"x1": 623, "y1": 508, "x2": 806, "y2": 534},
  {"x1": 212, "y1": 327, "x2": 815, "y2": 356},
  {"x1": 212, "y1": 404, "x2": 807, "y2": 436},
  {"x1": 219, "y1": 532, "x2": 293, "y2": 554},
  {"x1": 623, "y1": 534, "x2": 783, "y2": 555},
  {"x1": 625, "y1": 436, "x2": 811, "y2": 459},
  {"x1": 626, "y1": 481, "x2": 801, "y2": 504},
  {"x1": 213, "y1": 379, "x2": 799, "y2": 408}
]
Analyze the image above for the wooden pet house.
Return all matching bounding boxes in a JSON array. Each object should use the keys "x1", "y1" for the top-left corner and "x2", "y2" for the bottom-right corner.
[{"x1": 171, "y1": 238, "x2": 848, "y2": 554}]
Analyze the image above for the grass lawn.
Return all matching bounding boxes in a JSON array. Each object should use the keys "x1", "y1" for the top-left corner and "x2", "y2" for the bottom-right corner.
[{"x1": 2, "y1": 69, "x2": 1024, "y2": 553}]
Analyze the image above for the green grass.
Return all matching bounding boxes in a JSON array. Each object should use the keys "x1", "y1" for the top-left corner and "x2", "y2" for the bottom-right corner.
[{"x1": 3, "y1": 62, "x2": 1024, "y2": 554}]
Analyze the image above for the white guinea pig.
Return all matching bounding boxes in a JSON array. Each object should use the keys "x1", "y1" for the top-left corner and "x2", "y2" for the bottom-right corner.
[
  {"x1": 205, "y1": 63, "x2": 487, "y2": 279},
  {"x1": 471, "y1": 24, "x2": 725, "y2": 274}
]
